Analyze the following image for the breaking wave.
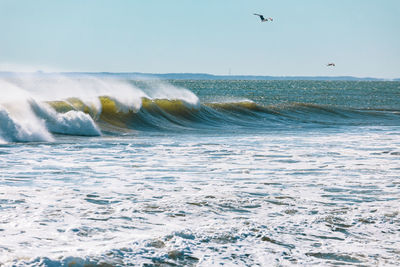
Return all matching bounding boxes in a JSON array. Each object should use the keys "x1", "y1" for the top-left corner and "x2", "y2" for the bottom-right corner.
[
  {"x1": 1, "y1": 74, "x2": 398, "y2": 143},
  {"x1": 48, "y1": 96, "x2": 399, "y2": 133},
  {"x1": 0, "y1": 77, "x2": 102, "y2": 142}
]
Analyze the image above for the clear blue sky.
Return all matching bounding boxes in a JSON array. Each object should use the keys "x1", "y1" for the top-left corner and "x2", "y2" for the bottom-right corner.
[{"x1": 1, "y1": 0, "x2": 399, "y2": 78}]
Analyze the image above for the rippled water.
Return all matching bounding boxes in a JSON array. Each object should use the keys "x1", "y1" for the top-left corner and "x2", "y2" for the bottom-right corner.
[{"x1": 1, "y1": 78, "x2": 400, "y2": 266}]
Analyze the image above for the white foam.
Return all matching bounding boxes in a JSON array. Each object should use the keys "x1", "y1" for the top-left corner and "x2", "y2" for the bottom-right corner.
[
  {"x1": 0, "y1": 78, "x2": 101, "y2": 142},
  {"x1": 0, "y1": 81, "x2": 54, "y2": 142},
  {"x1": 0, "y1": 106, "x2": 53, "y2": 142},
  {"x1": 30, "y1": 100, "x2": 101, "y2": 136}
]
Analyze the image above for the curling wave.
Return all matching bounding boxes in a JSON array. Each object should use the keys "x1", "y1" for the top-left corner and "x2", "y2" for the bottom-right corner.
[
  {"x1": 48, "y1": 97, "x2": 400, "y2": 133},
  {"x1": 1, "y1": 74, "x2": 399, "y2": 142}
]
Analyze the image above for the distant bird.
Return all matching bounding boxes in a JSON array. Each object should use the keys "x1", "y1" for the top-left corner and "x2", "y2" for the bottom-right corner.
[
  {"x1": 254, "y1": 13, "x2": 273, "y2": 22},
  {"x1": 327, "y1": 63, "x2": 336, "y2": 67}
]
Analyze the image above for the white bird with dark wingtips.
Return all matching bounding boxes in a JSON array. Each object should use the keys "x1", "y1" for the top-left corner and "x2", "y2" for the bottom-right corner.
[{"x1": 254, "y1": 13, "x2": 273, "y2": 22}]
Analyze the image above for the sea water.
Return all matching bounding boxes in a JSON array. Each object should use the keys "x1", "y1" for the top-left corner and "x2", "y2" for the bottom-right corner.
[{"x1": 0, "y1": 74, "x2": 399, "y2": 266}]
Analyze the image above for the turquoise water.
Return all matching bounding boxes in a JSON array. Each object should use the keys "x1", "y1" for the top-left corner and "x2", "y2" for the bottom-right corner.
[{"x1": 0, "y1": 75, "x2": 400, "y2": 266}]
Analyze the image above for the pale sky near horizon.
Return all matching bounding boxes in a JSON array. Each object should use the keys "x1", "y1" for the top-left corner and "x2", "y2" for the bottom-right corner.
[{"x1": 0, "y1": 0, "x2": 399, "y2": 78}]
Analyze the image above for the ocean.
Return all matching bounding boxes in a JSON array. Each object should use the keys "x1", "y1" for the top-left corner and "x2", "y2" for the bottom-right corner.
[{"x1": 0, "y1": 74, "x2": 399, "y2": 266}]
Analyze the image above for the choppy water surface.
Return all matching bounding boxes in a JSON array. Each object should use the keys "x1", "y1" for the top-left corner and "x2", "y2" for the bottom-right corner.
[{"x1": 0, "y1": 76, "x2": 400, "y2": 266}]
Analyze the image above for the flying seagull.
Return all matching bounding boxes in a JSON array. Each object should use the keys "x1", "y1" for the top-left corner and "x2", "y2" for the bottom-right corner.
[
  {"x1": 327, "y1": 63, "x2": 336, "y2": 67},
  {"x1": 254, "y1": 13, "x2": 273, "y2": 22}
]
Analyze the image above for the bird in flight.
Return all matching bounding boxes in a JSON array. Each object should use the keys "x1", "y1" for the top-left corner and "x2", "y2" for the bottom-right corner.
[
  {"x1": 254, "y1": 13, "x2": 273, "y2": 22},
  {"x1": 327, "y1": 63, "x2": 336, "y2": 67}
]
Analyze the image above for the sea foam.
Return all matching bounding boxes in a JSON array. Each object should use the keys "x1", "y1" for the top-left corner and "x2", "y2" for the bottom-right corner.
[
  {"x1": 30, "y1": 100, "x2": 101, "y2": 136},
  {"x1": 0, "y1": 77, "x2": 102, "y2": 142},
  {"x1": 0, "y1": 81, "x2": 54, "y2": 142}
]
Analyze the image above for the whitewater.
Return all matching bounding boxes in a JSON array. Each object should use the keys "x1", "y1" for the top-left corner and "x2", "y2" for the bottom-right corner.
[{"x1": 0, "y1": 73, "x2": 399, "y2": 266}]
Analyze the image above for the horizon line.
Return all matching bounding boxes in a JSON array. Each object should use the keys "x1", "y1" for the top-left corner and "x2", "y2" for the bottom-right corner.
[{"x1": 0, "y1": 71, "x2": 398, "y2": 81}]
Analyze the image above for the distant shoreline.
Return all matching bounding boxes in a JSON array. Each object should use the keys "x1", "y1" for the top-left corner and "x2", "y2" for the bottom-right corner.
[{"x1": 0, "y1": 71, "x2": 398, "y2": 81}]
